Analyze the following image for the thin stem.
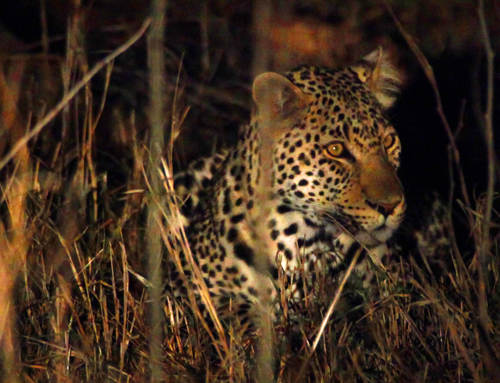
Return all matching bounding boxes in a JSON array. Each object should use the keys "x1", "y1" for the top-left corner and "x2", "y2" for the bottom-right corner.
[{"x1": 384, "y1": 3, "x2": 473, "y2": 225}]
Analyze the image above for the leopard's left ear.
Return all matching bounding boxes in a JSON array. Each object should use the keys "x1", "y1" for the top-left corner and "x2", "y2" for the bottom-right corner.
[
  {"x1": 252, "y1": 72, "x2": 307, "y2": 124},
  {"x1": 351, "y1": 48, "x2": 403, "y2": 109}
]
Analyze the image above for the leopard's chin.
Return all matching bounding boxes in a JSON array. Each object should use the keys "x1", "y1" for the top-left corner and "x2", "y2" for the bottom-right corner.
[{"x1": 355, "y1": 224, "x2": 395, "y2": 247}]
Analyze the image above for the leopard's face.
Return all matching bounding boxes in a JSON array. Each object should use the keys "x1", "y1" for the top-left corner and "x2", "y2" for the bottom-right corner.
[{"x1": 272, "y1": 66, "x2": 405, "y2": 246}]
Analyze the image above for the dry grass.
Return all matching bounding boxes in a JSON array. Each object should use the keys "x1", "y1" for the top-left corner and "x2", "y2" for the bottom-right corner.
[{"x1": 0, "y1": 5, "x2": 498, "y2": 383}]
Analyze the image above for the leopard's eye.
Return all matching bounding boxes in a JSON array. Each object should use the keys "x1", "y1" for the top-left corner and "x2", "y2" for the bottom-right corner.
[
  {"x1": 324, "y1": 142, "x2": 345, "y2": 159},
  {"x1": 383, "y1": 134, "x2": 396, "y2": 150}
]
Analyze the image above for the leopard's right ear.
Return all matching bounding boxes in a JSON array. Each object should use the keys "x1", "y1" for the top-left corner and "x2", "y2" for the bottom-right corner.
[
  {"x1": 350, "y1": 48, "x2": 403, "y2": 109},
  {"x1": 252, "y1": 72, "x2": 307, "y2": 123}
]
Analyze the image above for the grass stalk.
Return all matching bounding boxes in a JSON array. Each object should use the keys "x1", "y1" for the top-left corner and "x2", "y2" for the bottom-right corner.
[
  {"x1": 384, "y1": 2, "x2": 474, "y2": 224},
  {"x1": 477, "y1": 1, "x2": 499, "y2": 380},
  {"x1": 146, "y1": 1, "x2": 167, "y2": 381}
]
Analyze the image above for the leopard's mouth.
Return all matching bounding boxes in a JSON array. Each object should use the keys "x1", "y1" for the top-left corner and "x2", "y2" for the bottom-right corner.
[{"x1": 322, "y1": 209, "x2": 401, "y2": 245}]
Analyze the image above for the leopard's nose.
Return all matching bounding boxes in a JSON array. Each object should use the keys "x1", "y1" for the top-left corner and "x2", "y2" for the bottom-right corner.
[
  {"x1": 365, "y1": 198, "x2": 402, "y2": 218},
  {"x1": 376, "y1": 200, "x2": 401, "y2": 217}
]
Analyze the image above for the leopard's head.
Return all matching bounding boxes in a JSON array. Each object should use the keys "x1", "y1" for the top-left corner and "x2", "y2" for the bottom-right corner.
[{"x1": 252, "y1": 49, "x2": 406, "y2": 246}]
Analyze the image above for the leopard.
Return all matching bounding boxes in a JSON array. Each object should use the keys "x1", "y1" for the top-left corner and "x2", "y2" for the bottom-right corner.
[{"x1": 169, "y1": 49, "x2": 409, "y2": 324}]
